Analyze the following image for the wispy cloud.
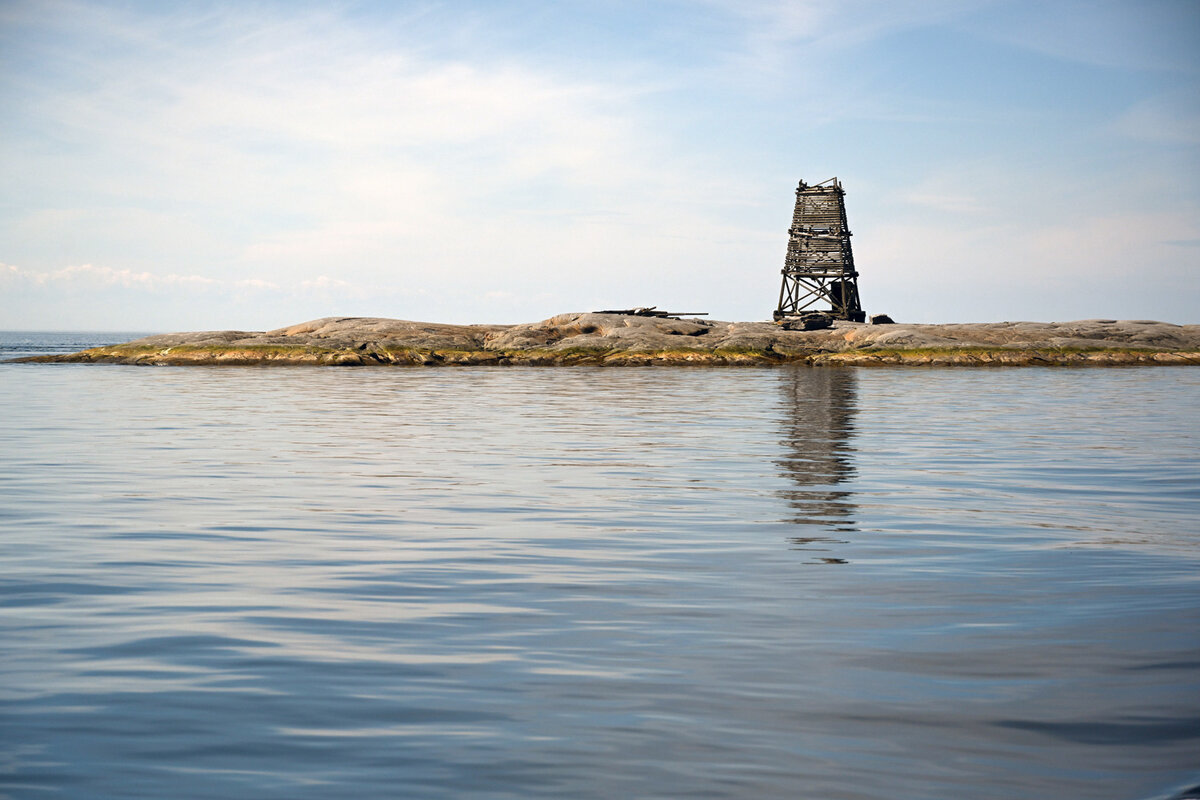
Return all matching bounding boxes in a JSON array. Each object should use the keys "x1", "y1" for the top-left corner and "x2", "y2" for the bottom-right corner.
[
  {"x1": 1113, "y1": 91, "x2": 1200, "y2": 145},
  {"x1": 967, "y1": 0, "x2": 1200, "y2": 72},
  {"x1": 709, "y1": 0, "x2": 980, "y2": 48},
  {"x1": 2, "y1": 1, "x2": 734, "y2": 305},
  {"x1": 2, "y1": 262, "x2": 217, "y2": 290},
  {"x1": 1, "y1": 1, "x2": 1197, "y2": 328},
  {"x1": 1, "y1": 262, "x2": 350, "y2": 297},
  {"x1": 298, "y1": 275, "x2": 355, "y2": 292},
  {"x1": 694, "y1": 0, "x2": 986, "y2": 81}
]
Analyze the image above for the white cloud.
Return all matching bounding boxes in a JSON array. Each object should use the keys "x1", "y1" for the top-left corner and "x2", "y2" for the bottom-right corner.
[
  {"x1": 298, "y1": 275, "x2": 356, "y2": 291},
  {"x1": 3, "y1": 1, "x2": 744, "y2": 314},
  {"x1": 0, "y1": 261, "x2": 370, "y2": 299},
  {"x1": 1, "y1": 262, "x2": 217, "y2": 290},
  {"x1": 234, "y1": 278, "x2": 281, "y2": 290},
  {"x1": 859, "y1": 208, "x2": 1200, "y2": 322},
  {"x1": 1, "y1": 1, "x2": 1197, "y2": 328}
]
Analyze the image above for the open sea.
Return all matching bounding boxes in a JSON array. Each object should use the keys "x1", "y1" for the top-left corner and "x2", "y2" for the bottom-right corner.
[{"x1": 1, "y1": 331, "x2": 1198, "y2": 800}]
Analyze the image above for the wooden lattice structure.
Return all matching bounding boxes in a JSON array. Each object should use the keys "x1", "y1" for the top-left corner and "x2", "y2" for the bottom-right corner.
[{"x1": 775, "y1": 177, "x2": 864, "y2": 322}]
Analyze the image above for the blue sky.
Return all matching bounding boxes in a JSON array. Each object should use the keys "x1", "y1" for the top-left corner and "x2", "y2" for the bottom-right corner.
[{"x1": 1, "y1": 0, "x2": 1197, "y2": 330}]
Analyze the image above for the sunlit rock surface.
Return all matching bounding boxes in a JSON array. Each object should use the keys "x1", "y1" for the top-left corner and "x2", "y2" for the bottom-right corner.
[{"x1": 19, "y1": 314, "x2": 1200, "y2": 366}]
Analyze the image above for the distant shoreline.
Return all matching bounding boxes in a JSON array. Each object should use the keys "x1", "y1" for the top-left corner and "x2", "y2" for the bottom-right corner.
[{"x1": 15, "y1": 313, "x2": 1200, "y2": 367}]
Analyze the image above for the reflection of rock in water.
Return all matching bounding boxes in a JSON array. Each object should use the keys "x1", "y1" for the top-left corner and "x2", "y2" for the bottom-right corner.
[{"x1": 777, "y1": 367, "x2": 858, "y2": 557}]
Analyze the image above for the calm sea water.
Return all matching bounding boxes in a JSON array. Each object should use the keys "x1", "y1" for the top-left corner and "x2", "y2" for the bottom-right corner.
[{"x1": 1, "y1": 333, "x2": 1198, "y2": 800}]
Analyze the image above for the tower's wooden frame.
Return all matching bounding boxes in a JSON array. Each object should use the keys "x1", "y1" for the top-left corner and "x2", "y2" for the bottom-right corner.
[{"x1": 775, "y1": 177, "x2": 864, "y2": 322}]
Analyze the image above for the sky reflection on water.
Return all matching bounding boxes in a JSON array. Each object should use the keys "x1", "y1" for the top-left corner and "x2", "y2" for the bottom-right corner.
[{"x1": 0, "y1": 356, "x2": 1198, "y2": 799}]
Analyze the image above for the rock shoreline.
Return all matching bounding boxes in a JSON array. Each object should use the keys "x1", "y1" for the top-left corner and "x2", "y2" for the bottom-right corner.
[{"x1": 17, "y1": 313, "x2": 1200, "y2": 367}]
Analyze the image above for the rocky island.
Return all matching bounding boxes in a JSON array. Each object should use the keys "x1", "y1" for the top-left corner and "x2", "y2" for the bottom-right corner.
[{"x1": 19, "y1": 313, "x2": 1200, "y2": 367}]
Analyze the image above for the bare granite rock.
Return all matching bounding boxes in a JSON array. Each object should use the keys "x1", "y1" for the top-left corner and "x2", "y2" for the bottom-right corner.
[
  {"x1": 15, "y1": 313, "x2": 1200, "y2": 366},
  {"x1": 252, "y1": 316, "x2": 507, "y2": 350}
]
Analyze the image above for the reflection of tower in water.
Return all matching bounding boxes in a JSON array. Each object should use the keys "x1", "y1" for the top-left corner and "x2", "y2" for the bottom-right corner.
[{"x1": 777, "y1": 367, "x2": 858, "y2": 559}]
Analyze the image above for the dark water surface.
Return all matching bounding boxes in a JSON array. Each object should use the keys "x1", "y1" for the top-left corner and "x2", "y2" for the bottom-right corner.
[{"x1": 2, "y1": 336, "x2": 1198, "y2": 799}]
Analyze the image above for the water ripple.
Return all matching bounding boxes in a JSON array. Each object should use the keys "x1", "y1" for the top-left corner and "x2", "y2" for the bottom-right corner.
[{"x1": 1, "y1": 358, "x2": 1198, "y2": 799}]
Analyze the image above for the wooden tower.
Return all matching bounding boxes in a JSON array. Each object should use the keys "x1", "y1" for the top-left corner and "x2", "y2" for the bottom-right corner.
[{"x1": 775, "y1": 177, "x2": 864, "y2": 322}]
